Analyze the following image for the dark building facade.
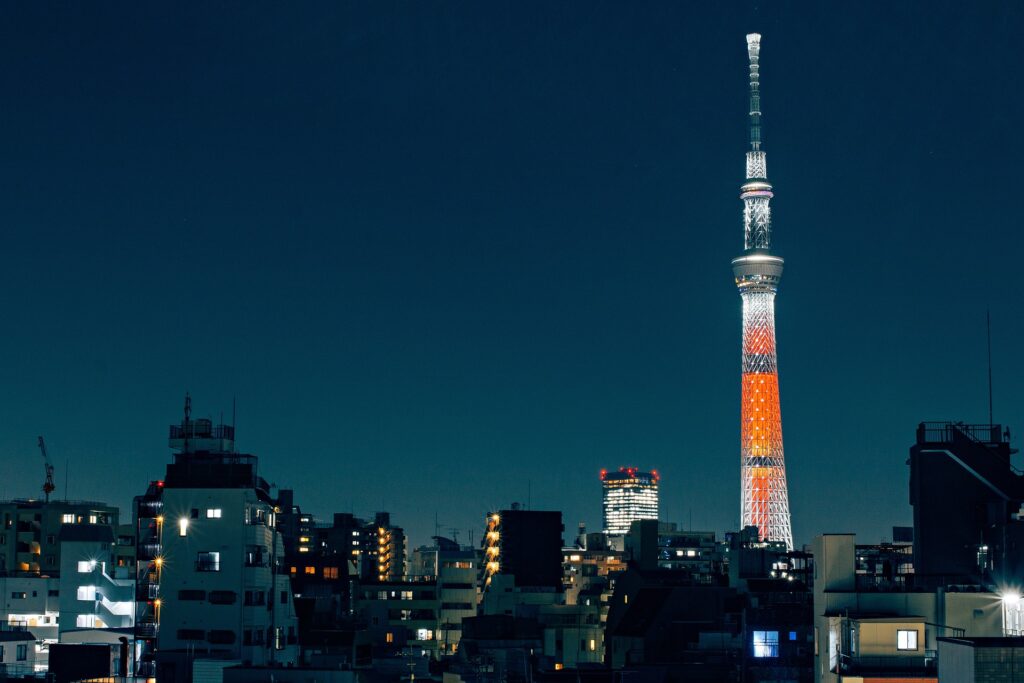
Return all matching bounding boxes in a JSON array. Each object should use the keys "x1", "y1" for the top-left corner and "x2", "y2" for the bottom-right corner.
[
  {"x1": 910, "y1": 422, "x2": 1024, "y2": 584},
  {"x1": 491, "y1": 508, "x2": 563, "y2": 590}
]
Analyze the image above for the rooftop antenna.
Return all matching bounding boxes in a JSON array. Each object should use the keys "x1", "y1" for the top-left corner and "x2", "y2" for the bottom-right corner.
[
  {"x1": 987, "y1": 310, "x2": 994, "y2": 426},
  {"x1": 183, "y1": 392, "x2": 192, "y2": 454}
]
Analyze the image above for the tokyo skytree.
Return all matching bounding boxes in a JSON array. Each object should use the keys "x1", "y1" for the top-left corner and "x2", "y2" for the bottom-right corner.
[{"x1": 731, "y1": 33, "x2": 793, "y2": 549}]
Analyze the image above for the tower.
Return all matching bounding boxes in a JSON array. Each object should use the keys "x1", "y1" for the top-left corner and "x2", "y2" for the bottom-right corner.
[{"x1": 732, "y1": 33, "x2": 793, "y2": 549}]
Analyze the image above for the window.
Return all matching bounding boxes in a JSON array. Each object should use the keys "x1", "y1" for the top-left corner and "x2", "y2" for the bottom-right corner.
[
  {"x1": 386, "y1": 632, "x2": 394, "y2": 644},
  {"x1": 789, "y1": 631, "x2": 797, "y2": 641},
  {"x1": 10, "y1": 592, "x2": 26, "y2": 600},
  {"x1": 897, "y1": 629, "x2": 918, "y2": 651},
  {"x1": 62, "y1": 514, "x2": 74, "y2": 524},
  {"x1": 178, "y1": 518, "x2": 188, "y2": 536},
  {"x1": 589, "y1": 638, "x2": 597, "y2": 652},
  {"x1": 207, "y1": 630, "x2": 236, "y2": 645},
  {"x1": 77, "y1": 560, "x2": 95, "y2": 573},
  {"x1": 196, "y1": 551, "x2": 220, "y2": 572},
  {"x1": 89, "y1": 515, "x2": 97, "y2": 524},
  {"x1": 16, "y1": 644, "x2": 27, "y2": 661},
  {"x1": 77, "y1": 614, "x2": 97, "y2": 628},
  {"x1": 324, "y1": 567, "x2": 338, "y2": 579},
  {"x1": 244, "y1": 590, "x2": 266, "y2": 606},
  {"x1": 45, "y1": 556, "x2": 55, "y2": 566},
  {"x1": 46, "y1": 535, "x2": 56, "y2": 545},
  {"x1": 208, "y1": 590, "x2": 237, "y2": 605},
  {"x1": 190, "y1": 509, "x2": 199, "y2": 519},
  {"x1": 77, "y1": 586, "x2": 96, "y2": 601},
  {"x1": 416, "y1": 629, "x2": 434, "y2": 641},
  {"x1": 280, "y1": 590, "x2": 288, "y2": 604},
  {"x1": 401, "y1": 590, "x2": 414, "y2": 600},
  {"x1": 752, "y1": 630, "x2": 779, "y2": 658},
  {"x1": 304, "y1": 566, "x2": 315, "y2": 575},
  {"x1": 178, "y1": 590, "x2": 206, "y2": 601},
  {"x1": 206, "y1": 508, "x2": 222, "y2": 519}
]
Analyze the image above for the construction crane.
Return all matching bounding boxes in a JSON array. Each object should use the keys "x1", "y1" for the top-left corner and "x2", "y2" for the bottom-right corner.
[{"x1": 38, "y1": 436, "x2": 55, "y2": 503}]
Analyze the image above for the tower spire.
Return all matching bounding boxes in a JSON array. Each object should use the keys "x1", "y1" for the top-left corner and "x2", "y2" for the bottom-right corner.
[
  {"x1": 732, "y1": 33, "x2": 793, "y2": 550},
  {"x1": 747, "y1": 33, "x2": 762, "y2": 152}
]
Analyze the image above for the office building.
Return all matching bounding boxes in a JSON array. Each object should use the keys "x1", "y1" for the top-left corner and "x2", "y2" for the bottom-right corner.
[{"x1": 600, "y1": 468, "x2": 659, "y2": 536}]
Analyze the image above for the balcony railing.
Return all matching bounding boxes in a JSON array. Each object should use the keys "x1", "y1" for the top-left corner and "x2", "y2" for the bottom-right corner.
[{"x1": 839, "y1": 652, "x2": 936, "y2": 674}]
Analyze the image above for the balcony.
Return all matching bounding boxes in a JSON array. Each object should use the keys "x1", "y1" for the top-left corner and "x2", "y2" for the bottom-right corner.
[
  {"x1": 136, "y1": 623, "x2": 159, "y2": 638},
  {"x1": 838, "y1": 652, "x2": 937, "y2": 677}
]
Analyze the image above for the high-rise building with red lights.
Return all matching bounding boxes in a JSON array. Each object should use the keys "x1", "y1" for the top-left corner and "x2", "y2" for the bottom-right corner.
[
  {"x1": 601, "y1": 467, "x2": 659, "y2": 536},
  {"x1": 731, "y1": 33, "x2": 793, "y2": 549}
]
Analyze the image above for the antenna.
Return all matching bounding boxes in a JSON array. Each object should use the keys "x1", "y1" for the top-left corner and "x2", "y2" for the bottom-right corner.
[
  {"x1": 746, "y1": 33, "x2": 762, "y2": 151},
  {"x1": 183, "y1": 392, "x2": 192, "y2": 454},
  {"x1": 987, "y1": 310, "x2": 994, "y2": 425}
]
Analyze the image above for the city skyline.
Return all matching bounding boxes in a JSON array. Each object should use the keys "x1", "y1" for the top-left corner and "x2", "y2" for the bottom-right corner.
[{"x1": 1, "y1": 3, "x2": 1023, "y2": 548}]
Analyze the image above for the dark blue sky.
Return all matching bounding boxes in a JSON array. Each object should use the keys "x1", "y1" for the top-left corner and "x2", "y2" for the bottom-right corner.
[{"x1": 0, "y1": 2, "x2": 1021, "y2": 548}]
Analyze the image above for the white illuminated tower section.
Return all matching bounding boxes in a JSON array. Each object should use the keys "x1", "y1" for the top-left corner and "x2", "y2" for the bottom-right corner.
[{"x1": 732, "y1": 33, "x2": 793, "y2": 549}]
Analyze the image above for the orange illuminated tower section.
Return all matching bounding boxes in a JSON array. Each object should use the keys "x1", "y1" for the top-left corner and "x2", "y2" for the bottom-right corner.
[{"x1": 732, "y1": 33, "x2": 793, "y2": 549}]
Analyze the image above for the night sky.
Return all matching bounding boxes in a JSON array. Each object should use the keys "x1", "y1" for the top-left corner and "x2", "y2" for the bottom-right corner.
[{"x1": 0, "y1": 2, "x2": 1021, "y2": 549}]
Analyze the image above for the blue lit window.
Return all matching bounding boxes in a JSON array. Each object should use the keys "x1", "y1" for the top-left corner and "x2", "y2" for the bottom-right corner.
[
  {"x1": 753, "y1": 630, "x2": 779, "y2": 658},
  {"x1": 789, "y1": 631, "x2": 797, "y2": 641}
]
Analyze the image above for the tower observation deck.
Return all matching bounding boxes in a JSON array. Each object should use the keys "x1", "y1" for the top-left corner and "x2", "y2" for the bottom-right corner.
[{"x1": 732, "y1": 33, "x2": 793, "y2": 549}]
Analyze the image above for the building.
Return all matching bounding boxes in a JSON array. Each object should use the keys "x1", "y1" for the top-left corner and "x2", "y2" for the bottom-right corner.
[
  {"x1": 600, "y1": 468, "x2": 659, "y2": 537},
  {"x1": 0, "y1": 498, "x2": 119, "y2": 576},
  {"x1": 937, "y1": 636, "x2": 1024, "y2": 682},
  {"x1": 408, "y1": 537, "x2": 478, "y2": 656},
  {"x1": 132, "y1": 479, "x2": 164, "y2": 678},
  {"x1": 154, "y1": 401, "x2": 299, "y2": 682},
  {"x1": 910, "y1": 422, "x2": 1024, "y2": 584},
  {"x1": 483, "y1": 507, "x2": 563, "y2": 592},
  {"x1": 56, "y1": 525, "x2": 134, "y2": 635},
  {"x1": 732, "y1": 32, "x2": 794, "y2": 549},
  {"x1": 563, "y1": 529, "x2": 626, "y2": 614},
  {"x1": 0, "y1": 630, "x2": 38, "y2": 677},
  {"x1": 624, "y1": 520, "x2": 726, "y2": 582},
  {"x1": 812, "y1": 533, "x2": 1004, "y2": 683},
  {"x1": 371, "y1": 513, "x2": 407, "y2": 582},
  {"x1": 354, "y1": 578, "x2": 439, "y2": 657}
]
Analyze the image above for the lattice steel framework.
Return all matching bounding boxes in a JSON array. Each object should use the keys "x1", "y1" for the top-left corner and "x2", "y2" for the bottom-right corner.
[{"x1": 732, "y1": 33, "x2": 793, "y2": 550}]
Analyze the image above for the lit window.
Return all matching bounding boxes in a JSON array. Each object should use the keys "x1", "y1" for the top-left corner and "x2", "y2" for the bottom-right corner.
[
  {"x1": 178, "y1": 519, "x2": 189, "y2": 537},
  {"x1": 753, "y1": 630, "x2": 779, "y2": 658},
  {"x1": 77, "y1": 560, "x2": 95, "y2": 573},
  {"x1": 76, "y1": 614, "x2": 97, "y2": 628},
  {"x1": 386, "y1": 632, "x2": 394, "y2": 643},
  {"x1": 897, "y1": 629, "x2": 918, "y2": 651},
  {"x1": 62, "y1": 514, "x2": 74, "y2": 524},
  {"x1": 206, "y1": 509, "x2": 222, "y2": 519},
  {"x1": 589, "y1": 638, "x2": 596, "y2": 651},
  {"x1": 88, "y1": 515, "x2": 97, "y2": 524},
  {"x1": 196, "y1": 551, "x2": 220, "y2": 572},
  {"x1": 76, "y1": 586, "x2": 96, "y2": 601},
  {"x1": 304, "y1": 566, "x2": 315, "y2": 575},
  {"x1": 298, "y1": 547, "x2": 310, "y2": 553},
  {"x1": 416, "y1": 628, "x2": 434, "y2": 641},
  {"x1": 401, "y1": 591, "x2": 413, "y2": 600}
]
